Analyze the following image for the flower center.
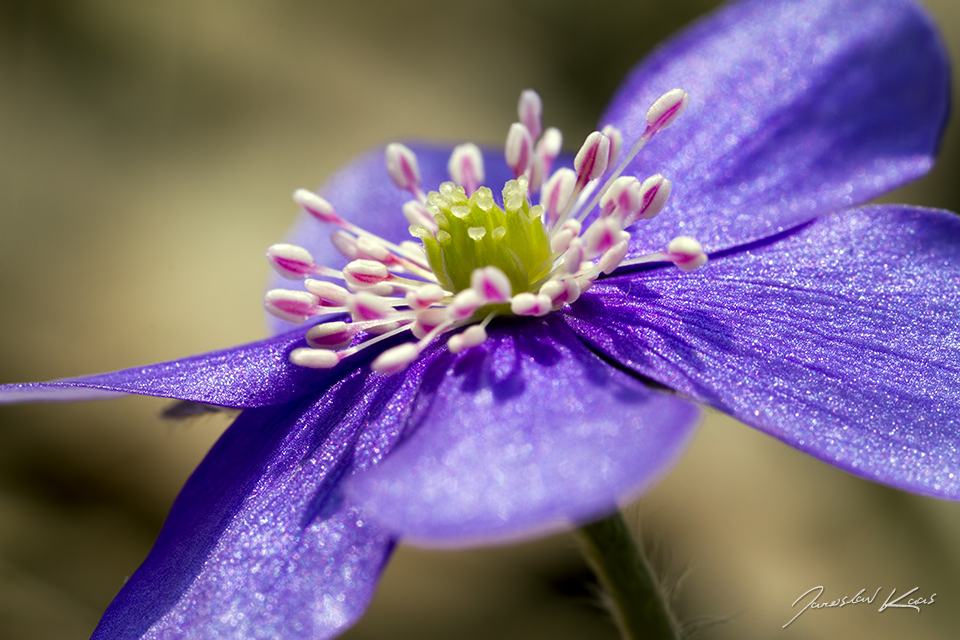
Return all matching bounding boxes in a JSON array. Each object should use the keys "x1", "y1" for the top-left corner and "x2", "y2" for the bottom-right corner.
[{"x1": 263, "y1": 88, "x2": 707, "y2": 374}]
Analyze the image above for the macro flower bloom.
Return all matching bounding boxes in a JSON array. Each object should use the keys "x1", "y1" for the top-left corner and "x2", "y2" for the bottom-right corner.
[{"x1": 1, "y1": 0, "x2": 957, "y2": 637}]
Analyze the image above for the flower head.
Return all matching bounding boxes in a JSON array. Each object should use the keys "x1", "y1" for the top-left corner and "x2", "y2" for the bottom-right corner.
[{"x1": 0, "y1": 0, "x2": 956, "y2": 638}]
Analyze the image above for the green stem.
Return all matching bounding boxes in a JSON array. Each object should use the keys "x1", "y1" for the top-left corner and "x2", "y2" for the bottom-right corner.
[{"x1": 575, "y1": 511, "x2": 679, "y2": 640}]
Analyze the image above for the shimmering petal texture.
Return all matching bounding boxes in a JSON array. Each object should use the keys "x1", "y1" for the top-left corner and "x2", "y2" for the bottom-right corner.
[
  {"x1": 603, "y1": 0, "x2": 949, "y2": 255},
  {"x1": 94, "y1": 355, "x2": 439, "y2": 640},
  {"x1": 346, "y1": 316, "x2": 700, "y2": 545},
  {"x1": 565, "y1": 206, "x2": 960, "y2": 499},
  {"x1": 0, "y1": 325, "x2": 341, "y2": 408}
]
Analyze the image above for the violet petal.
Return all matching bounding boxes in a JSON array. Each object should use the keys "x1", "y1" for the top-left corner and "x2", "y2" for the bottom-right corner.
[
  {"x1": 94, "y1": 353, "x2": 440, "y2": 639},
  {"x1": 565, "y1": 205, "x2": 960, "y2": 499},
  {"x1": 602, "y1": 0, "x2": 949, "y2": 255},
  {"x1": 0, "y1": 324, "x2": 343, "y2": 408},
  {"x1": 345, "y1": 315, "x2": 699, "y2": 545}
]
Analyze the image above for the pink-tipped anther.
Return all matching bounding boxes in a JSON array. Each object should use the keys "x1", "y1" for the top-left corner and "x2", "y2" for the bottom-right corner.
[
  {"x1": 343, "y1": 260, "x2": 392, "y2": 289},
  {"x1": 267, "y1": 244, "x2": 320, "y2": 279},
  {"x1": 582, "y1": 217, "x2": 628, "y2": 259},
  {"x1": 372, "y1": 343, "x2": 420, "y2": 374},
  {"x1": 667, "y1": 236, "x2": 707, "y2": 272},
  {"x1": 600, "y1": 176, "x2": 642, "y2": 220},
  {"x1": 542, "y1": 168, "x2": 576, "y2": 225},
  {"x1": 264, "y1": 289, "x2": 321, "y2": 324},
  {"x1": 573, "y1": 131, "x2": 610, "y2": 189},
  {"x1": 411, "y1": 308, "x2": 447, "y2": 339},
  {"x1": 306, "y1": 322, "x2": 358, "y2": 350},
  {"x1": 448, "y1": 143, "x2": 485, "y2": 196},
  {"x1": 646, "y1": 88, "x2": 690, "y2": 134},
  {"x1": 385, "y1": 143, "x2": 422, "y2": 195},
  {"x1": 470, "y1": 266, "x2": 512, "y2": 303},
  {"x1": 518, "y1": 89, "x2": 543, "y2": 142},
  {"x1": 510, "y1": 292, "x2": 552, "y2": 317},
  {"x1": 536, "y1": 127, "x2": 563, "y2": 179},
  {"x1": 356, "y1": 236, "x2": 392, "y2": 263},
  {"x1": 304, "y1": 279, "x2": 350, "y2": 306},
  {"x1": 629, "y1": 175, "x2": 673, "y2": 226},
  {"x1": 448, "y1": 324, "x2": 488, "y2": 354},
  {"x1": 293, "y1": 189, "x2": 341, "y2": 224},
  {"x1": 347, "y1": 292, "x2": 393, "y2": 322},
  {"x1": 505, "y1": 122, "x2": 534, "y2": 178},
  {"x1": 405, "y1": 283, "x2": 446, "y2": 310},
  {"x1": 289, "y1": 348, "x2": 342, "y2": 369},
  {"x1": 599, "y1": 239, "x2": 631, "y2": 275},
  {"x1": 540, "y1": 278, "x2": 581, "y2": 307},
  {"x1": 562, "y1": 238, "x2": 585, "y2": 274},
  {"x1": 601, "y1": 125, "x2": 623, "y2": 168},
  {"x1": 402, "y1": 200, "x2": 438, "y2": 232},
  {"x1": 448, "y1": 288, "x2": 483, "y2": 321},
  {"x1": 550, "y1": 219, "x2": 582, "y2": 254},
  {"x1": 331, "y1": 230, "x2": 360, "y2": 260}
]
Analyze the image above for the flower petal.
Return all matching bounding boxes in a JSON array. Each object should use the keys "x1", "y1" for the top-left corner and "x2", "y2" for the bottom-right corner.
[
  {"x1": 603, "y1": 0, "x2": 949, "y2": 254},
  {"x1": 565, "y1": 205, "x2": 960, "y2": 499},
  {"x1": 0, "y1": 325, "x2": 342, "y2": 408},
  {"x1": 93, "y1": 354, "x2": 437, "y2": 639},
  {"x1": 345, "y1": 316, "x2": 700, "y2": 546}
]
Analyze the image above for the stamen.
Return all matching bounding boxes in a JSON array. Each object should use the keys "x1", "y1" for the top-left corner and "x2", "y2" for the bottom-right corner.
[
  {"x1": 449, "y1": 288, "x2": 483, "y2": 321},
  {"x1": 343, "y1": 259, "x2": 392, "y2": 289},
  {"x1": 573, "y1": 131, "x2": 610, "y2": 191},
  {"x1": 470, "y1": 266, "x2": 512, "y2": 303},
  {"x1": 405, "y1": 283, "x2": 446, "y2": 310},
  {"x1": 403, "y1": 200, "x2": 438, "y2": 231},
  {"x1": 303, "y1": 280, "x2": 350, "y2": 305},
  {"x1": 264, "y1": 289, "x2": 322, "y2": 324},
  {"x1": 448, "y1": 324, "x2": 488, "y2": 354},
  {"x1": 385, "y1": 143, "x2": 424, "y2": 201},
  {"x1": 347, "y1": 292, "x2": 394, "y2": 321},
  {"x1": 601, "y1": 125, "x2": 623, "y2": 168},
  {"x1": 510, "y1": 292, "x2": 552, "y2": 317},
  {"x1": 505, "y1": 123, "x2": 534, "y2": 178},
  {"x1": 293, "y1": 189, "x2": 342, "y2": 225},
  {"x1": 630, "y1": 174, "x2": 672, "y2": 225},
  {"x1": 518, "y1": 89, "x2": 543, "y2": 142},
  {"x1": 598, "y1": 239, "x2": 630, "y2": 274},
  {"x1": 666, "y1": 236, "x2": 708, "y2": 271},
  {"x1": 542, "y1": 168, "x2": 576, "y2": 227},
  {"x1": 267, "y1": 244, "x2": 341, "y2": 280},
  {"x1": 448, "y1": 144, "x2": 485, "y2": 195},
  {"x1": 582, "y1": 217, "x2": 628, "y2": 259},
  {"x1": 306, "y1": 322, "x2": 358, "y2": 349},
  {"x1": 289, "y1": 348, "x2": 342, "y2": 369},
  {"x1": 598, "y1": 176, "x2": 642, "y2": 221},
  {"x1": 371, "y1": 343, "x2": 420, "y2": 374},
  {"x1": 411, "y1": 308, "x2": 448, "y2": 339},
  {"x1": 645, "y1": 88, "x2": 690, "y2": 135},
  {"x1": 536, "y1": 127, "x2": 563, "y2": 178},
  {"x1": 331, "y1": 231, "x2": 360, "y2": 261}
]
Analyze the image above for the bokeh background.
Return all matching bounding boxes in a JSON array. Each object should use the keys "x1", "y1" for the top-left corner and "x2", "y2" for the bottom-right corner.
[{"x1": 1, "y1": 1, "x2": 959, "y2": 638}]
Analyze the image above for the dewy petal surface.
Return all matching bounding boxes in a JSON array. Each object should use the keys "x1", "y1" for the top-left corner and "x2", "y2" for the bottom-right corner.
[
  {"x1": 565, "y1": 206, "x2": 960, "y2": 499},
  {"x1": 346, "y1": 316, "x2": 700, "y2": 545},
  {"x1": 94, "y1": 352, "x2": 440, "y2": 640},
  {"x1": 0, "y1": 325, "x2": 342, "y2": 408},
  {"x1": 603, "y1": 0, "x2": 949, "y2": 255}
]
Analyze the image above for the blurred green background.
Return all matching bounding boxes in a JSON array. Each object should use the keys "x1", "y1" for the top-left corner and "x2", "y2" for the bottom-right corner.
[{"x1": 1, "y1": 1, "x2": 959, "y2": 638}]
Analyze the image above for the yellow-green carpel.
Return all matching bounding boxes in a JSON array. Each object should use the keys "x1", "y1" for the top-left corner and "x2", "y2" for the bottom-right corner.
[{"x1": 410, "y1": 177, "x2": 553, "y2": 295}]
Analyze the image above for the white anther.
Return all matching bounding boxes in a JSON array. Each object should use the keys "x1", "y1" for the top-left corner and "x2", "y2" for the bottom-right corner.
[
  {"x1": 667, "y1": 236, "x2": 708, "y2": 272},
  {"x1": 402, "y1": 200, "x2": 438, "y2": 232},
  {"x1": 646, "y1": 88, "x2": 690, "y2": 133},
  {"x1": 448, "y1": 324, "x2": 488, "y2": 354},
  {"x1": 448, "y1": 288, "x2": 483, "y2": 321},
  {"x1": 385, "y1": 143, "x2": 422, "y2": 194},
  {"x1": 366, "y1": 321, "x2": 404, "y2": 335},
  {"x1": 293, "y1": 189, "x2": 340, "y2": 224},
  {"x1": 356, "y1": 236, "x2": 391, "y2": 262},
  {"x1": 599, "y1": 239, "x2": 630, "y2": 274},
  {"x1": 528, "y1": 154, "x2": 546, "y2": 194},
  {"x1": 411, "y1": 308, "x2": 448, "y2": 339},
  {"x1": 343, "y1": 259, "x2": 391, "y2": 288},
  {"x1": 306, "y1": 322, "x2": 358, "y2": 350},
  {"x1": 562, "y1": 239, "x2": 585, "y2": 274},
  {"x1": 560, "y1": 219, "x2": 582, "y2": 235},
  {"x1": 601, "y1": 125, "x2": 623, "y2": 168},
  {"x1": 518, "y1": 89, "x2": 543, "y2": 142},
  {"x1": 541, "y1": 168, "x2": 576, "y2": 225},
  {"x1": 289, "y1": 348, "x2": 341, "y2": 369},
  {"x1": 574, "y1": 131, "x2": 610, "y2": 186},
  {"x1": 405, "y1": 283, "x2": 446, "y2": 310},
  {"x1": 505, "y1": 122, "x2": 534, "y2": 178},
  {"x1": 372, "y1": 343, "x2": 420, "y2": 374},
  {"x1": 536, "y1": 127, "x2": 563, "y2": 170},
  {"x1": 347, "y1": 292, "x2": 393, "y2": 321},
  {"x1": 264, "y1": 289, "x2": 320, "y2": 324},
  {"x1": 582, "y1": 217, "x2": 628, "y2": 259},
  {"x1": 448, "y1": 143, "x2": 485, "y2": 195},
  {"x1": 470, "y1": 266, "x2": 512, "y2": 303},
  {"x1": 629, "y1": 175, "x2": 673, "y2": 225},
  {"x1": 400, "y1": 240, "x2": 426, "y2": 259},
  {"x1": 267, "y1": 244, "x2": 318, "y2": 280},
  {"x1": 539, "y1": 278, "x2": 581, "y2": 307},
  {"x1": 600, "y1": 176, "x2": 642, "y2": 220},
  {"x1": 510, "y1": 292, "x2": 552, "y2": 317},
  {"x1": 551, "y1": 228, "x2": 576, "y2": 254},
  {"x1": 331, "y1": 230, "x2": 360, "y2": 260},
  {"x1": 303, "y1": 279, "x2": 350, "y2": 305}
]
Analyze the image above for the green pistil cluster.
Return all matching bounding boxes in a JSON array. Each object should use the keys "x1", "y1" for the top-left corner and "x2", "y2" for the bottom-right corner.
[{"x1": 409, "y1": 177, "x2": 552, "y2": 295}]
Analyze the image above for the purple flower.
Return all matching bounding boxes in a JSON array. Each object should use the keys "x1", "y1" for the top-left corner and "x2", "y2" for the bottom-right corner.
[{"x1": 0, "y1": 0, "x2": 955, "y2": 637}]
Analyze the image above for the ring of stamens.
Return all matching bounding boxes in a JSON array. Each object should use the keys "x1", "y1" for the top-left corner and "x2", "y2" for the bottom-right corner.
[{"x1": 265, "y1": 87, "x2": 707, "y2": 374}]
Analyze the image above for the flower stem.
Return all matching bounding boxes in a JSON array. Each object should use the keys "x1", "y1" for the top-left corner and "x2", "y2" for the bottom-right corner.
[{"x1": 575, "y1": 511, "x2": 679, "y2": 640}]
